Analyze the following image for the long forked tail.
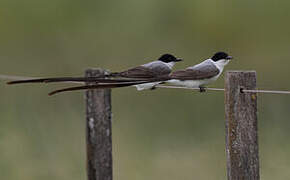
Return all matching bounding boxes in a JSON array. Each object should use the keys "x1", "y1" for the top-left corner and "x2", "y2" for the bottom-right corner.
[
  {"x1": 7, "y1": 76, "x2": 146, "y2": 85},
  {"x1": 7, "y1": 77, "x2": 85, "y2": 84},
  {"x1": 48, "y1": 81, "x2": 148, "y2": 96},
  {"x1": 5, "y1": 71, "x2": 123, "y2": 84}
]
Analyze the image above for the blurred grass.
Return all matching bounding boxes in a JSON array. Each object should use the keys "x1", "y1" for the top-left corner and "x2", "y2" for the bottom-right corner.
[{"x1": 1, "y1": 0, "x2": 290, "y2": 179}]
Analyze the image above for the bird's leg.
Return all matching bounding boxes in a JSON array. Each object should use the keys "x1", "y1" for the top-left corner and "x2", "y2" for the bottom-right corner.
[
  {"x1": 150, "y1": 82, "x2": 165, "y2": 90},
  {"x1": 199, "y1": 86, "x2": 206, "y2": 93}
]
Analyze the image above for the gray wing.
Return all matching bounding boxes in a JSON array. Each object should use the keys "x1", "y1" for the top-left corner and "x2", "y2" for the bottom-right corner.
[
  {"x1": 118, "y1": 61, "x2": 171, "y2": 78},
  {"x1": 142, "y1": 61, "x2": 172, "y2": 75},
  {"x1": 170, "y1": 61, "x2": 219, "y2": 80}
]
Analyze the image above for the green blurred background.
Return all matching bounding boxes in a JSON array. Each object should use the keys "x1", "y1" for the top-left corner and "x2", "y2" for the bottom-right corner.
[{"x1": 1, "y1": 0, "x2": 290, "y2": 179}]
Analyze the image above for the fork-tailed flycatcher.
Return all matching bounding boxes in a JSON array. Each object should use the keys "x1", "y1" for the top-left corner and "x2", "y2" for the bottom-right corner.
[
  {"x1": 46, "y1": 52, "x2": 232, "y2": 95},
  {"x1": 165, "y1": 51, "x2": 232, "y2": 92},
  {"x1": 7, "y1": 53, "x2": 183, "y2": 90}
]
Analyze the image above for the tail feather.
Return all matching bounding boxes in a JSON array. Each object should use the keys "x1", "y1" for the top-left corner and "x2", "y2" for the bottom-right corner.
[
  {"x1": 7, "y1": 76, "x2": 148, "y2": 85},
  {"x1": 6, "y1": 72, "x2": 170, "y2": 85},
  {"x1": 49, "y1": 81, "x2": 147, "y2": 96},
  {"x1": 7, "y1": 78, "x2": 64, "y2": 84}
]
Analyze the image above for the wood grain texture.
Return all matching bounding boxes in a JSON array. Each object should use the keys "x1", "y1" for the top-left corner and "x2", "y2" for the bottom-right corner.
[
  {"x1": 85, "y1": 69, "x2": 112, "y2": 180},
  {"x1": 225, "y1": 71, "x2": 259, "y2": 180}
]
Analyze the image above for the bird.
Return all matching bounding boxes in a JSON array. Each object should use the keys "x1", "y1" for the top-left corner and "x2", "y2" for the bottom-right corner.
[
  {"x1": 165, "y1": 51, "x2": 233, "y2": 92},
  {"x1": 46, "y1": 51, "x2": 233, "y2": 95},
  {"x1": 7, "y1": 53, "x2": 183, "y2": 90}
]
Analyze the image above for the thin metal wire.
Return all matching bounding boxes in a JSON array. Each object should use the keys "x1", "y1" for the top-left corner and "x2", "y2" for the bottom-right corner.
[
  {"x1": 242, "y1": 89, "x2": 290, "y2": 94},
  {"x1": 156, "y1": 85, "x2": 290, "y2": 95},
  {"x1": 155, "y1": 85, "x2": 225, "y2": 91}
]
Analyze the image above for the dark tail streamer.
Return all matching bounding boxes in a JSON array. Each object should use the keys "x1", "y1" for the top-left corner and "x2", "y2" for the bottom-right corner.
[
  {"x1": 7, "y1": 76, "x2": 148, "y2": 85},
  {"x1": 48, "y1": 81, "x2": 148, "y2": 96}
]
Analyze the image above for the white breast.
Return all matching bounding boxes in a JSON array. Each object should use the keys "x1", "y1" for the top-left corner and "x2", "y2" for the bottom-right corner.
[
  {"x1": 167, "y1": 79, "x2": 212, "y2": 88},
  {"x1": 164, "y1": 61, "x2": 175, "y2": 69},
  {"x1": 134, "y1": 82, "x2": 161, "y2": 91}
]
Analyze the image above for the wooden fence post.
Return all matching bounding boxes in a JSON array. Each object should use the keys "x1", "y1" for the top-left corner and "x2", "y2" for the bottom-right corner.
[
  {"x1": 225, "y1": 71, "x2": 259, "y2": 180},
  {"x1": 85, "y1": 68, "x2": 112, "y2": 180}
]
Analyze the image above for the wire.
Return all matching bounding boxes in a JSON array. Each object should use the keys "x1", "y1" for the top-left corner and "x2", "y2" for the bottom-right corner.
[
  {"x1": 155, "y1": 85, "x2": 224, "y2": 91},
  {"x1": 155, "y1": 85, "x2": 290, "y2": 95},
  {"x1": 241, "y1": 89, "x2": 290, "y2": 94}
]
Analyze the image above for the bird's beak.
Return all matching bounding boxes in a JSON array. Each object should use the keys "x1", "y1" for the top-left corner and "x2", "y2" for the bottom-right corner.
[
  {"x1": 226, "y1": 56, "x2": 233, "y2": 60},
  {"x1": 175, "y1": 58, "x2": 183, "y2": 62}
]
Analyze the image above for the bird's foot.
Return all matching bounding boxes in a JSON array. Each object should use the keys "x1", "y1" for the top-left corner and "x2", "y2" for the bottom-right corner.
[
  {"x1": 199, "y1": 86, "x2": 206, "y2": 93},
  {"x1": 150, "y1": 82, "x2": 164, "y2": 90},
  {"x1": 150, "y1": 86, "x2": 157, "y2": 90}
]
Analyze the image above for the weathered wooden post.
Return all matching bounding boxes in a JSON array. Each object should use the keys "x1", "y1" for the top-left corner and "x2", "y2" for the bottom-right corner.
[
  {"x1": 225, "y1": 71, "x2": 259, "y2": 180},
  {"x1": 85, "y1": 69, "x2": 113, "y2": 180}
]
